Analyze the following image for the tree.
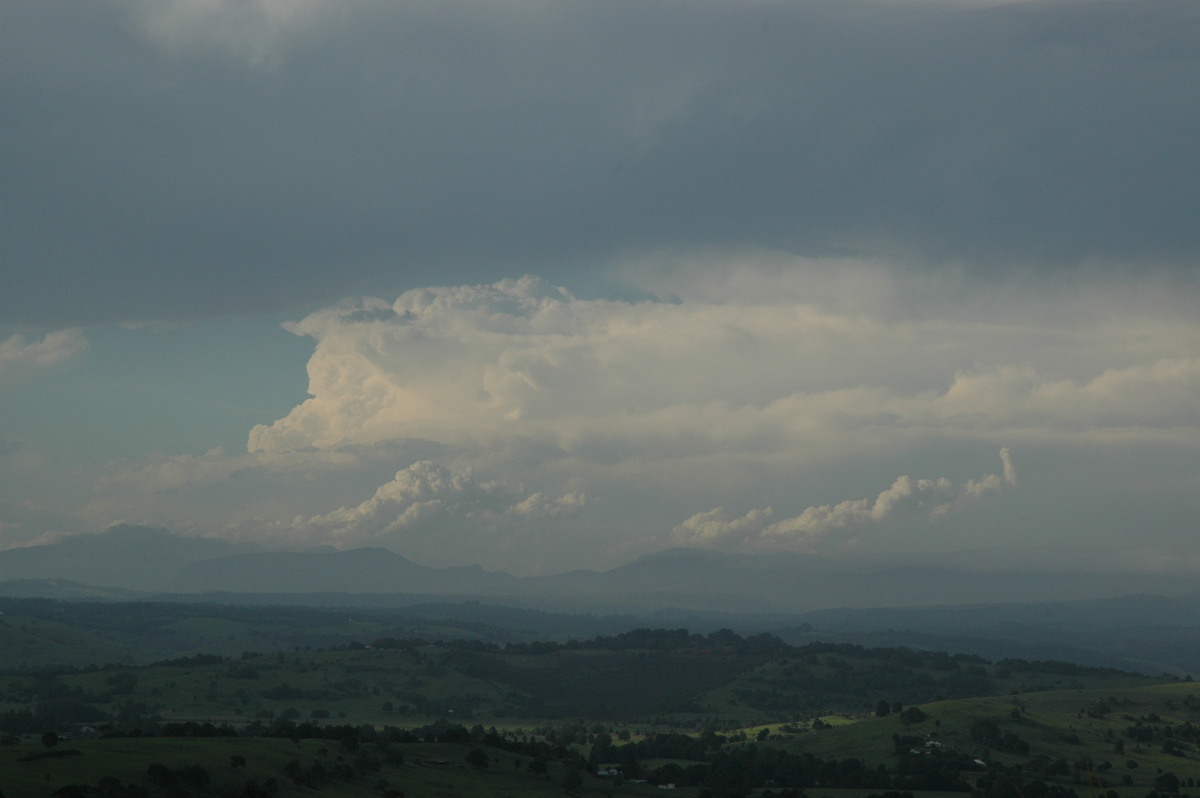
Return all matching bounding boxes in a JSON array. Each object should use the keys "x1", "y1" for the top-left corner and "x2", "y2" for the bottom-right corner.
[
  {"x1": 561, "y1": 767, "x2": 583, "y2": 792},
  {"x1": 105, "y1": 672, "x2": 138, "y2": 695},
  {"x1": 1155, "y1": 772, "x2": 1180, "y2": 794},
  {"x1": 96, "y1": 776, "x2": 124, "y2": 797},
  {"x1": 177, "y1": 765, "x2": 210, "y2": 789},
  {"x1": 50, "y1": 787, "x2": 84, "y2": 798},
  {"x1": 147, "y1": 763, "x2": 177, "y2": 788},
  {"x1": 590, "y1": 732, "x2": 614, "y2": 763}
]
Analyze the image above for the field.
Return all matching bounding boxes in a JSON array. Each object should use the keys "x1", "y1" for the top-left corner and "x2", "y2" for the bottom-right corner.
[
  {"x1": 1, "y1": 736, "x2": 712, "y2": 798},
  {"x1": 1, "y1": 601, "x2": 1197, "y2": 798}
]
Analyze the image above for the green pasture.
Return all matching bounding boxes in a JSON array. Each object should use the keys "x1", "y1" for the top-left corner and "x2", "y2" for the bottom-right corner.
[
  {"x1": 768, "y1": 681, "x2": 1200, "y2": 793},
  {"x1": 0, "y1": 736, "x2": 701, "y2": 798},
  {"x1": 0, "y1": 612, "x2": 136, "y2": 670}
]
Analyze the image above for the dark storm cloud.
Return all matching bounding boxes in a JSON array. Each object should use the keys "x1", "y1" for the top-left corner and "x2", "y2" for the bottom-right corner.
[{"x1": 4, "y1": 0, "x2": 1198, "y2": 325}]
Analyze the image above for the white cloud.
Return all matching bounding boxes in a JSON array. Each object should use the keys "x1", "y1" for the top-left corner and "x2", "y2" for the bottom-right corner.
[
  {"x1": 121, "y1": 0, "x2": 329, "y2": 65},
  {"x1": 0, "y1": 498, "x2": 90, "y2": 551},
  {"x1": 0, "y1": 329, "x2": 88, "y2": 389},
  {"x1": 82, "y1": 446, "x2": 588, "y2": 574},
  {"x1": 671, "y1": 449, "x2": 1017, "y2": 552},
  {"x1": 76, "y1": 266, "x2": 1200, "y2": 571},
  {"x1": 931, "y1": 358, "x2": 1200, "y2": 433},
  {"x1": 275, "y1": 460, "x2": 586, "y2": 569},
  {"x1": 249, "y1": 274, "x2": 1200, "y2": 465}
]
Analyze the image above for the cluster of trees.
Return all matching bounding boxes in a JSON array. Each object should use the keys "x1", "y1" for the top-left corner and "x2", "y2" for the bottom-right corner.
[
  {"x1": 971, "y1": 767, "x2": 1084, "y2": 798},
  {"x1": 310, "y1": 720, "x2": 979, "y2": 795},
  {"x1": 159, "y1": 721, "x2": 238, "y2": 738},
  {"x1": 257, "y1": 683, "x2": 328, "y2": 701},
  {"x1": 0, "y1": 700, "x2": 111, "y2": 733},
  {"x1": 150, "y1": 654, "x2": 225, "y2": 669},
  {"x1": 146, "y1": 763, "x2": 212, "y2": 791},
  {"x1": 992, "y1": 659, "x2": 1131, "y2": 679},
  {"x1": 971, "y1": 719, "x2": 1031, "y2": 754},
  {"x1": 1125, "y1": 717, "x2": 1200, "y2": 757},
  {"x1": 241, "y1": 717, "x2": 976, "y2": 795},
  {"x1": 15, "y1": 708, "x2": 1197, "y2": 798},
  {"x1": 280, "y1": 753, "x2": 380, "y2": 789},
  {"x1": 6, "y1": 626, "x2": 1165, "y2": 738}
]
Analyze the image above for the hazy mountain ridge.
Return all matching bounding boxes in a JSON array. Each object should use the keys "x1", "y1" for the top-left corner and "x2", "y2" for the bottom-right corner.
[
  {"x1": 6, "y1": 527, "x2": 1200, "y2": 673},
  {"x1": 4, "y1": 526, "x2": 1200, "y2": 613},
  {"x1": 0, "y1": 524, "x2": 253, "y2": 592},
  {"x1": 777, "y1": 593, "x2": 1200, "y2": 674},
  {"x1": 173, "y1": 547, "x2": 519, "y2": 594}
]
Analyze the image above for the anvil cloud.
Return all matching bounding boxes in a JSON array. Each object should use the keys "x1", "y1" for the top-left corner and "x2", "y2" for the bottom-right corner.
[{"x1": 64, "y1": 269, "x2": 1196, "y2": 573}]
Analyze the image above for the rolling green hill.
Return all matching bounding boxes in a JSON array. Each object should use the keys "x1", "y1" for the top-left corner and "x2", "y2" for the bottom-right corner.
[
  {"x1": 1, "y1": 735, "x2": 690, "y2": 798},
  {"x1": 1, "y1": 611, "x2": 1195, "y2": 798}
]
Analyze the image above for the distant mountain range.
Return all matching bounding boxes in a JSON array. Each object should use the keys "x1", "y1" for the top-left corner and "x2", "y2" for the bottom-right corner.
[
  {"x1": 6, "y1": 525, "x2": 1200, "y2": 674},
  {"x1": 2, "y1": 524, "x2": 1198, "y2": 614}
]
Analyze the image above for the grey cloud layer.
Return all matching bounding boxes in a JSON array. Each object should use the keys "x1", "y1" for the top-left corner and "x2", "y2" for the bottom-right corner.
[{"x1": 5, "y1": 0, "x2": 1199, "y2": 324}]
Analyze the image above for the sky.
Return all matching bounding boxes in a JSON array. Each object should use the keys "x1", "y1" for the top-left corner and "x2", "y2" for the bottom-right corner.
[{"x1": 2, "y1": 0, "x2": 1199, "y2": 576}]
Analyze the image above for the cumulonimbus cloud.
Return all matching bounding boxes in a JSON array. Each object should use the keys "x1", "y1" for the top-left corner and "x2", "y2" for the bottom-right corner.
[
  {"x1": 670, "y1": 449, "x2": 1017, "y2": 553},
  {"x1": 80, "y1": 269, "x2": 1200, "y2": 572},
  {"x1": 249, "y1": 276, "x2": 1200, "y2": 461}
]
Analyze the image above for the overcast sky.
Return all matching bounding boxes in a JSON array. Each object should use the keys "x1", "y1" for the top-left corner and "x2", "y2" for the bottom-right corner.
[{"x1": 2, "y1": 0, "x2": 1198, "y2": 575}]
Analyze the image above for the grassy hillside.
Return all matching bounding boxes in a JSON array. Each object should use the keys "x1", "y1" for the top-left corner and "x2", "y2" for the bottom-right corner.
[
  {"x1": 768, "y1": 679, "x2": 1200, "y2": 796},
  {"x1": 2, "y1": 616, "x2": 1195, "y2": 798},
  {"x1": 0, "y1": 632, "x2": 1168, "y2": 734},
  {"x1": 0, "y1": 595, "x2": 678, "y2": 675},
  {"x1": 1, "y1": 735, "x2": 701, "y2": 798},
  {"x1": 0, "y1": 612, "x2": 141, "y2": 671},
  {"x1": 0, "y1": 598, "x2": 525, "y2": 670}
]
